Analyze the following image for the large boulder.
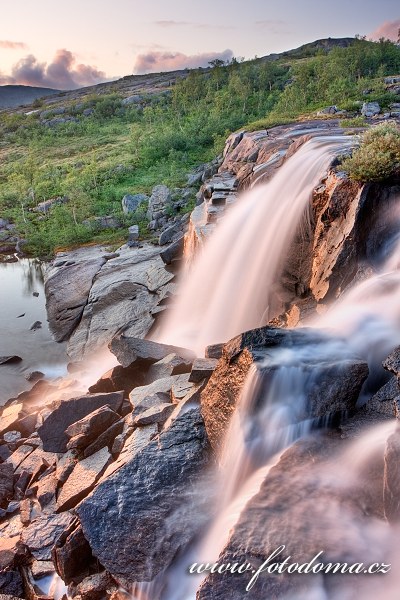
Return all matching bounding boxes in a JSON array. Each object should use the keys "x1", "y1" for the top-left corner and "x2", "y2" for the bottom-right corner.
[
  {"x1": 77, "y1": 408, "x2": 211, "y2": 585},
  {"x1": 67, "y1": 245, "x2": 175, "y2": 360},
  {"x1": 45, "y1": 247, "x2": 107, "y2": 342},
  {"x1": 198, "y1": 433, "x2": 388, "y2": 599}
]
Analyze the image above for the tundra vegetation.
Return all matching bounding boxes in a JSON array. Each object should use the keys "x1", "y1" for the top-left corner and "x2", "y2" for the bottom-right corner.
[{"x1": 0, "y1": 37, "x2": 399, "y2": 255}]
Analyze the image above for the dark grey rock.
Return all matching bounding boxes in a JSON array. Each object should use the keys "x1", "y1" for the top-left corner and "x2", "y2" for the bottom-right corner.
[
  {"x1": 66, "y1": 405, "x2": 121, "y2": 452},
  {"x1": 160, "y1": 235, "x2": 184, "y2": 265},
  {"x1": 0, "y1": 463, "x2": 14, "y2": 507},
  {"x1": 110, "y1": 335, "x2": 195, "y2": 368},
  {"x1": 22, "y1": 511, "x2": 74, "y2": 560},
  {"x1": 0, "y1": 356, "x2": 22, "y2": 365},
  {"x1": 189, "y1": 358, "x2": 218, "y2": 383},
  {"x1": 29, "y1": 321, "x2": 42, "y2": 331},
  {"x1": 77, "y1": 408, "x2": 211, "y2": 583},
  {"x1": 37, "y1": 392, "x2": 124, "y2": 452},
  {"x1": 122, "y1": 194, "x2": 148, "y2": 215}
]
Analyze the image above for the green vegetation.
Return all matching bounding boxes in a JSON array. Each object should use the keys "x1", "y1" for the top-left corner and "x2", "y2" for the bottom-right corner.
[
  {"x1": 341, "y1": 121, "x2": 400, "y2": 182},
  {"x1": 0, "y1": 37, "x2": 400, "y2": 256}
]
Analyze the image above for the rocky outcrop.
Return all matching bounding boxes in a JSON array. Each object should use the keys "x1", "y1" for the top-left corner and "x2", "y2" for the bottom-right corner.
[
  {"x1": 77, "y1": 407, "x2": 211, "y2": 585},
  {"x1": 198, "y1": 431, "x2": 388, "y2": 600},
  {"x1": 44, "y1": 246, "x2": 107, "y2": 342},
  {"x1": 201, "y1": 326, "x2": 368, "y2": 452},
  {"x1": 45, "y1": 244, "x2": 178, "y2": 360}
]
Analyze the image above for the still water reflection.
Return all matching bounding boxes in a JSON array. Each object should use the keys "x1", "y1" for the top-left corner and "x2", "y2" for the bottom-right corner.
[{"x1": 0, "y1": 258, "x2": 67, "y2": 406}]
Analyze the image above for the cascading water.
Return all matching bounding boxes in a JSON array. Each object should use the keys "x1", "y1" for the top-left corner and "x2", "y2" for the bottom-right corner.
[
  {"x1": 134, "y1": 138, "x2": 400, "y2": 599},
  {"x1": 155, "y1": 136, "x2": 355, "y2": 355}
]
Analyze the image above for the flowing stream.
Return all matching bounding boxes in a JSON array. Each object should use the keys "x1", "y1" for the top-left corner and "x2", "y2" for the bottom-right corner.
[{"x1": 137, "y1": 136, "x2": 400, "y2": 599}]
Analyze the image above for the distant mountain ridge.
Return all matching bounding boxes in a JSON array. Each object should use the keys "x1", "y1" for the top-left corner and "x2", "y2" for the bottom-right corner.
[{"x1": 0, "y1": 85, "x2": 60, "y2": 109}]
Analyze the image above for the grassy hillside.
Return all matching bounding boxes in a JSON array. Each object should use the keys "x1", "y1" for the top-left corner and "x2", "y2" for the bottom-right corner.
[{"x1": 0, "y1": 37, "x2": 399, "y2": 256}]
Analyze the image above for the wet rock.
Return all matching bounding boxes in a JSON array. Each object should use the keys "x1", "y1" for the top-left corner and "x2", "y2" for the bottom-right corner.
[
  {"x1": 133, "y1": 403, "x2": 175, "y2": 426},
  {"x1": 37, "y1": 392, "x2": 124, "y2": 452},
  {"x1": 384, "y1": 427, "x2": 400, "y2": 523},
  {"x1": 29, "y1": 321, "x2": 42, "y2": 331},
  {"x1": 57, "y1": 447, "x2": 111, "y2": 512},
  {"x1": 66, "y1": 406, "x2": 121, "y2": 452},
  {"x1": 383, "y1": 347, "x2": 400, "y2": 377},
  {"x1": 44, "y1": 247, "x2": 107, "y2": 342},
  {"x1": 104, "y1": 424, "x2": 157, "y2": 478},
  {"x1": 0, "y1": 356, "x2": 22, "y2": 366},
  {"x1": 77, "y1": 408, "x2": 211, "y2": 583},
  {"x1": 198, "y1": 434, "x2": 385, "y2": 600},
  {"x1": 25, "y1": 371, "x2": 44, "y2": 383},
  {"x1": 0, "y1": 571, "x2": 24, "y2": 598},
  {"x1": 0, "y1": 463, "x2": 14, "y2": 507},
  {"x1": 365, "y1": 376, "x2": 398, "y2": 417},
  {"x1": 189, "y1": 358, "x2": 218, "y2": 383},
  {"x1": 22, "y1": 511, "x2": 74, "y2": 560},
  {"x1": 121, "y1": 193, "x2": 147, "y2": 215},
  {"x1": 146, "y1": 353, "x2": 193, "y2": 382},
  {"x1": 201, "y1": 327, "x2": 368, "y2": 452},
  {"x1": 73, "y1": 571, "x2": 112, "y2": 600},
  {"x1": 52, "y1": 520, "x2": 93, "y2": 584},
  {"x1": 30, "y1": 560, "x2": 54, "y2": 578},
  {"x1": 110, "y1": 335, "x2": 195, "y2": 368}
]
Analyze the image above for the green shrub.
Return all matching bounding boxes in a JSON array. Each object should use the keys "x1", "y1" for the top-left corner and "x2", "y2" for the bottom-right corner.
[{"x1": 341, "y1": 121, "x2": 400, "y2": 182}]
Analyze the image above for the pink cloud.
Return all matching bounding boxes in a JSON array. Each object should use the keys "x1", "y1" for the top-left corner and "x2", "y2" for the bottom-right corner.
[
  {"x1": 0, "y1": 49, "x2": 107, "y2": 89},
  {"x1": 0, "y1": 40, "x2": 27, "y2": 50},
  {"x1": 369, "y1": 19, "x2": 400, "y2": 41},
  {"x1": 134, "y1": 49, "x2": 233, "y2": 74}
]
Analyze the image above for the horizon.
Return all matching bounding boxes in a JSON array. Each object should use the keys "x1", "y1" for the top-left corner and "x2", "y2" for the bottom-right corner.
[{"x1": 0, "y1": 0, "x2": 399, "y2": 90}]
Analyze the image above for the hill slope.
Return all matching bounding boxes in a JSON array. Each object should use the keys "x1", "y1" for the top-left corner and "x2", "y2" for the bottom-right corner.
[{"x1": 0, "y1": 85, "x2": 60, "y2": 109}]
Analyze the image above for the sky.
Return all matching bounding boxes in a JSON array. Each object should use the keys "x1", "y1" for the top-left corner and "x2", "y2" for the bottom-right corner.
[{"x1": 0, "y1": 0, "x2": 399, "y2": 89}]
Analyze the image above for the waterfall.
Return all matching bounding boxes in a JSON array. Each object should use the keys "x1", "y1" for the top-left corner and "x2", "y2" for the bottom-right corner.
[
  {"x1": 155, "y1": 136, "x2": 354, "y2": 355},
  {"x1": 134, "y1": 140, "x2": 400, "y2": 599}
]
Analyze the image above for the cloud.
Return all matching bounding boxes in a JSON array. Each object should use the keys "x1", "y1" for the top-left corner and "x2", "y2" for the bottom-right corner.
[
  {"x1": 134, "y1": 49, "x2": 234, "y2": 74},
  {"x1": 0, "y1": 40, "x2": 27, "y2": 50},
  {"x1": 255, "y1": 20, "x2": 286, "y2": 27},
  {"x1": 369, "y1": 19, "x2": 400, "y2": 41},
  {"x1": 155, "y1": 20, "x2": 193, "y2": 27},
  {"x1": 0, "y1": 49, "x2": 107, "y2": 89}
]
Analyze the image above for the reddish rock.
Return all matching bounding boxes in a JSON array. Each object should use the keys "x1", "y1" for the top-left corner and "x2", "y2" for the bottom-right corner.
[
  {"x1": 82, "y1": 419, "x2": 124, "y2": 458},
  {"x1": 0, "y1": 404, "x2": 25, "y2": 436},
  {"x1": 56, "y1": 447, "x2": 111, "y2": 512}
]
